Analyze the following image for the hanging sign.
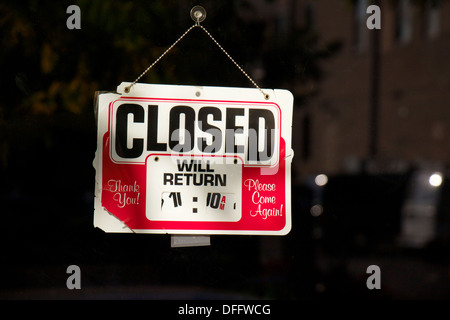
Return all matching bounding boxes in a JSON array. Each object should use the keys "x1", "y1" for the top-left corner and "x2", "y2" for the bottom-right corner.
[{"x1": 93, "y1": 82, "x2": 293, "y2": 235}]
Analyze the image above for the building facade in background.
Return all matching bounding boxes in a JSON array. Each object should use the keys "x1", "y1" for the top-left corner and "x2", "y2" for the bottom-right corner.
[{"x1": 289, "y1": 0, "x2": 450, "y2": 182}]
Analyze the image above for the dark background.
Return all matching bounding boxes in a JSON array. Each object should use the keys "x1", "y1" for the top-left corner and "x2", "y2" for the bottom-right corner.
[{"x1": 1, "y1": 0, "x2": 449, "y2": 300}]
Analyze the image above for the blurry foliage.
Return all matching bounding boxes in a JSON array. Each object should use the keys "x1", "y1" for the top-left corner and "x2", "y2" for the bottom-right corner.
[{"x1": 0, "y1": 0, "x2": 338, "y2": 168}]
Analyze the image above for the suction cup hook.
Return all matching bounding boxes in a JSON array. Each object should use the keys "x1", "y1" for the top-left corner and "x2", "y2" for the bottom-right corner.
[{"x1": 190, "y1": 5, "x2": 206, "y2": 25}]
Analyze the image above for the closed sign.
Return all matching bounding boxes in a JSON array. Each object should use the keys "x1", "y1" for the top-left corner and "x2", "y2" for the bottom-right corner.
[{"x1": 93, "y1": 82, "x2": 293, "y2": 235}]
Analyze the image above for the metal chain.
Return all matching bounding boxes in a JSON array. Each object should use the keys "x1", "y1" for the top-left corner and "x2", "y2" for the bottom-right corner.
[
  {"x1": 124, "y1": 24, "x2": 197, "y2": 93},
  {"x1": 124, "y1": 24, "x2": 269, "y2": 100},
  {"x1": 197, "y1": 25, "x2": 269, "y2": 100}
]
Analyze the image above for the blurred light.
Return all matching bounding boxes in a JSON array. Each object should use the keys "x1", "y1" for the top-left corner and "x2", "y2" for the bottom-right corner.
[
  {"x1": 429, "y1": 173, "x2": 443, "y2": 187},
  {"x1": 315, "y1": 174, "x2": 328, "y2": 186},
  {"x1": 310, "y1": 204, "x2": 323, "y2": 217}
]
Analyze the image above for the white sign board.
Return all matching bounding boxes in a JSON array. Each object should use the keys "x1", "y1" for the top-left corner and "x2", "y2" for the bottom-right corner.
[{"x1": 93, "y1": 82, "x2": 293, "y2": 235}]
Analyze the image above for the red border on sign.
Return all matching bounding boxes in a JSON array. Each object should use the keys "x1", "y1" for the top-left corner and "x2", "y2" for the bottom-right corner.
[{"x1": 101, "y1": 96, "x2": 288, "y2": 233}]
